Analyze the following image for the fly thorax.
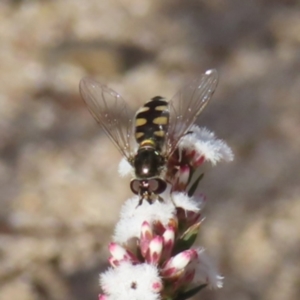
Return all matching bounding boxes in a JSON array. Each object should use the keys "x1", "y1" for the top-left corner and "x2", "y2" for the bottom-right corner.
[{"x1": 134, "y1": 147, "x2": 164, "y2": 179}]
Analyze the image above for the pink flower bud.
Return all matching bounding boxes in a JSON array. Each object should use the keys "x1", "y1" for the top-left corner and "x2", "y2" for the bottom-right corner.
[
  {"x1": 162, "y1": 249, "x2": 198, "y2": 278},
  {"x1": 172, "y1": 268, "x2": 196, "y2": 291},
  {"x1": 109, "y1": 242, "x2": 126, "y2": 259},
  {"x1": 161, "y1": 266, "x2": 178, "y2": 278},
  {"x1": 140, "y1": 221, "x2": 153, "y2": 257},
  {"x1": 162, "y1": 226, "x2": 175, "y2": 260},
  {"x1": 146, "y1": 236, "x2": 163, "y2": 265},
  {"x1": 108, "y1": 243, "x2": 138, "y2": 264},
  {"x1": 108, "y1": 256, "x2": 120, "y2": 268}
]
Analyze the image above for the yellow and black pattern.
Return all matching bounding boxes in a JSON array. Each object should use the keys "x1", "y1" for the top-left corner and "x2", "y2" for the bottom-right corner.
[{"x1": 135, "y1": 96, "x2": 169, "y2": 149}]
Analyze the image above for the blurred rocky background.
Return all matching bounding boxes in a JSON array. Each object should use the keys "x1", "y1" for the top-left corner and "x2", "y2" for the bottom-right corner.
[{"x1": 0, "y1": 0, "x2": 300, "y2": 299}]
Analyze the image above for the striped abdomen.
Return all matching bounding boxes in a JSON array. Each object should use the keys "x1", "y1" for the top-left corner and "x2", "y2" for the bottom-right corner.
[{"x1": 135, "y1": 96, "x2": 169, "y2": 150}]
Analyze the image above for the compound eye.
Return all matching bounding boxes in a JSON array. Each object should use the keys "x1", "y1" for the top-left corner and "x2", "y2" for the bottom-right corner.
[
  {"x1": 130, "y1": 179, "x2": 140, "y2": 194},
  {"x1": 148, "y1": 178, "x2": 167, "y2": 194},
  {"x1": 148, "y1": 179, "x2": 159, "y2": 192}
]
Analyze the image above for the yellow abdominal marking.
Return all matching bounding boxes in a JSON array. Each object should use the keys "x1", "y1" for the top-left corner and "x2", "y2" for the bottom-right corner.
[
  {"x1": 138, "y1": 106, "x2": 150, "y2": 113},
  {"x1": 154, "y1": 131, "x2": 165, "y2": 137},
  {"x1": 135, "y1": 132, "x2": 144, "y2": 139},
  {"x1": 136, "y1": 118, "x2": 147, "y2": 126},
  {"x1": 140, "y1": 139, "x2": 156, "y2": 147},
  {"x1": 153, "y1": 116, "x2": 168, "y2": 125},
  {"x1": 155, "y1": 105, "x2": 167, "y2": 111}
]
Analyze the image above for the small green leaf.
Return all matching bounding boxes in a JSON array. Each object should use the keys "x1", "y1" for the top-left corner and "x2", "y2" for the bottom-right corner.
[
  {"x1": 181, "y1": 222, "x2": 201, "y2": 241},
  {"x1": 188, "y1": 173, "x2": 204, "y2": 197},
  {"x1": 174, "y1": 222, "x2": 201, "y2": 253},
  {"x1": 174, "y1": 284, "x2": 207, "y2": 300}
]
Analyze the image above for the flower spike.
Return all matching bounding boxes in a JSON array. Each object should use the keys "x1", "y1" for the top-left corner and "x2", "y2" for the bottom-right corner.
[{"x1": 100, "y1": 121, "x2": 232, "y2": 299}]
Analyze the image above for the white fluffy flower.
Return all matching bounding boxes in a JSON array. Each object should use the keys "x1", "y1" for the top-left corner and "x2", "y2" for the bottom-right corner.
[
  {"x1": 172, "y1": 192, "x2": 204, "y2": 212},
  {"x1": 113, "y1": 196, "x2": 176, "y2": 244},
  {"x1": 118, "y1": 158, "x2": 134, "y2": 177},
  {"x1": 194, "y1": 249, "x2": 224, "y2": 289},
  {"x1": 100, "y1": 262, "x2": 162, "y2": 300},
  {"x1": 178, "y1": 126, "x2": 234, "y2": 165}
]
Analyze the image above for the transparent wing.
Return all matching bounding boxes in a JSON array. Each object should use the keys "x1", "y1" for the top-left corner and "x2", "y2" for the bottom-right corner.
[
  {"x1": 79, "y1": 77, "x2": 135, "y2": 159},
  {"x1": 166, "y1": 69, "x2": 218, "y2": 156}
]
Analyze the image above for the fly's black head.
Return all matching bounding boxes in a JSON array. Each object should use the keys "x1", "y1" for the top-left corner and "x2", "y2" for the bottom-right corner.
[
  {"x1": 134, "y1": 148, "x2": 164, "y2": 179},
  {"x1": 130, "y1": 178, "x2": 167, "y2": 197}
]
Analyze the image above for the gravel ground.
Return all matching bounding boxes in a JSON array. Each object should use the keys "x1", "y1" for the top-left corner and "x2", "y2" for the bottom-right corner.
[{"x1": 0, "y1": 1, "x2": 300, "y2": 299}]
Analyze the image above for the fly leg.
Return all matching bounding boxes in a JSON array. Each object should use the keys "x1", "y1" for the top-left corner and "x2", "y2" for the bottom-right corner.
[
  {"x1": 170, "y1": 193, "x2": 176, "y2": 207},
  {"x1": 136, "y1": 189, "x2": 150, "y2": 207},
  {"x1": 157, "y1": 194, "x2": 164, "y2": 202},
  {"x1": 137, "y1": 196, "x2": 144, "y2": 207}
]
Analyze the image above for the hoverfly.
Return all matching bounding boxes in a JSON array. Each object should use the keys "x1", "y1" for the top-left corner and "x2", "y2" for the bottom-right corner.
[{"x1": 79, "y1": 69, "x2": 218, "y2": 205}]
